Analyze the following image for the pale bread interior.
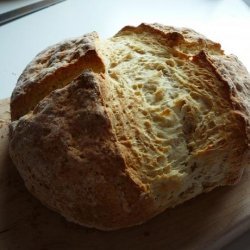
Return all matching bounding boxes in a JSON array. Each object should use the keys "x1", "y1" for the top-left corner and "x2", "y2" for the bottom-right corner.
[{"x1": 100, "y1": 31, "x2": 243, "y2": 209}]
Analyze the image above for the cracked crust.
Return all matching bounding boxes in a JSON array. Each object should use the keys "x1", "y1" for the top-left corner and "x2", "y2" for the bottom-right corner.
[
  {"x1": 9, "y1": 71, "x2": 155, "y2": 230},
  {"x1": 11, "y1": 32, "x2": 105, "y2": 121},
  {"x1": 205, "y1": 53, "x2": 250, "y2": 183},
  {"x1": 114, "y1": 23, "x2": 249, "y2": 185},
  {"x1": 117, "y1": 23, "x2": 223, "y2": 55},
  {"x1": 9, "y1": 23, "x2": 250, "y2": 230}
]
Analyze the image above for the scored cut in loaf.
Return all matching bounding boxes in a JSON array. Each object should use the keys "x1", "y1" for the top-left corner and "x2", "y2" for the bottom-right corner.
[{"x1": 9, "y1": 23, "x2": 250, "y2": 230}]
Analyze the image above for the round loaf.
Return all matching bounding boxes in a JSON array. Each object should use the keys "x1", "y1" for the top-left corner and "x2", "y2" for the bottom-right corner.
[{"x1": 9, "y1": 23, "x2": 250, "y2": 230}]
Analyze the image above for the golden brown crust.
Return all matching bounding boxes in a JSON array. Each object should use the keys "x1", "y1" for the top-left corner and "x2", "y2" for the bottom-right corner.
[
  {"x1": 190, "y1": 51, "x2": 249, "y2": 184},
  {"x1": 9, "y1": 71, "x2": 155, "y2": 230},
  {"x1": 205, "y1": 54, "x2": 250, "y2": 183},
  {"x1": 207, "y1": 54, "x2": 250, "y2": 135},
  {"x1": 11, "y1": 32, "x2": 105, "y2": 121},
  {"x1": 117, "y1": 23, "x2": 223, "y2": 54}
]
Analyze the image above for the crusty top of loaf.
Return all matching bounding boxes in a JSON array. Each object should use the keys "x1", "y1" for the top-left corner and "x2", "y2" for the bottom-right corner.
[
  {"x1": 10, "y1": 71, "x2": 155, "y2": 229},
  {"x1": 117, "y1": 23, "x2": 223, "y2": 55},
  {"x1": 9, "y1": 23, "x2": 250, "y2": 230},
  {"x1": 11, "y1": 32, "x2": 105, "y2": 120}
]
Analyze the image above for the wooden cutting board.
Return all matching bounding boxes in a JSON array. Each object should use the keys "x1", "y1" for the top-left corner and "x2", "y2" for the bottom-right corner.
[{"x1": 0, "y1": 98, "x2": 249, "y2": 250}]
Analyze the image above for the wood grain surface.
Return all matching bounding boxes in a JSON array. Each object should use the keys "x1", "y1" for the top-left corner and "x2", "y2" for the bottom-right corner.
[{"x1": 0, "y1": 98, "x2": 249, "y2": 250}]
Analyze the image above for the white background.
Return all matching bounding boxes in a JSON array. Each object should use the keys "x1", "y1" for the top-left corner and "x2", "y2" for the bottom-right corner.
[
  {"x1": 0, "y1": 1, "x2": 250, "y2": 248},
  {"x1": 0, "y1": 0, "x2": 250, "y2": 99}
]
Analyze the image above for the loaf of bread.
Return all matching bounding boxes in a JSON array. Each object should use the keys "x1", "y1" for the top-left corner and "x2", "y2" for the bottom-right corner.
[{"x1": 9, "y1": 23, "x2": 250, "y2": 230}]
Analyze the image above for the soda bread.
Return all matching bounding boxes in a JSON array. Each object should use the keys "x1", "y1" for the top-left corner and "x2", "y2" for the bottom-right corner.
[{"x1": 9, "y1": 23, "x2": 250, "y2": 230}]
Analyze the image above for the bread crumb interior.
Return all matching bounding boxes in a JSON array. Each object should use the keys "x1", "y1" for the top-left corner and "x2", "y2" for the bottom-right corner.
[{"x1": 101, "y1": 31, "x2": 238, "y2": 207}]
